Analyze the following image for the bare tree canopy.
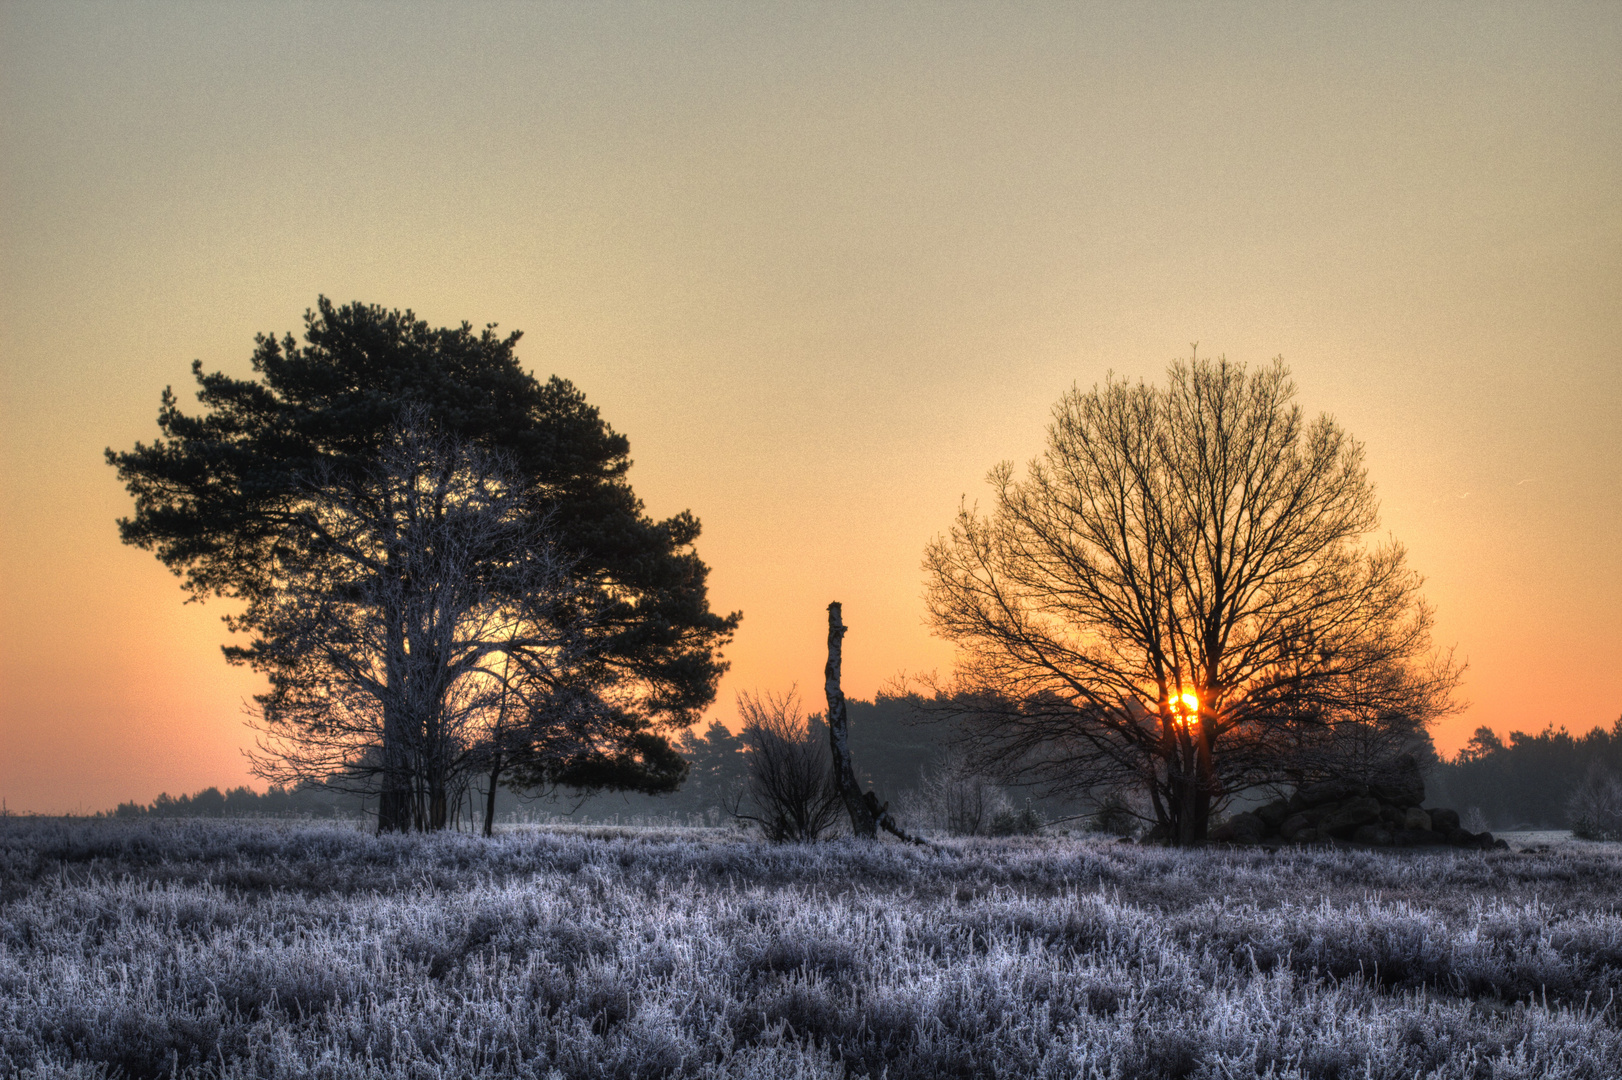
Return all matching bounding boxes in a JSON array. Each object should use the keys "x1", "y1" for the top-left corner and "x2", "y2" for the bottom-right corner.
[{"x1": 923, "y1": 354, "x2": 1459, "y2": 845}]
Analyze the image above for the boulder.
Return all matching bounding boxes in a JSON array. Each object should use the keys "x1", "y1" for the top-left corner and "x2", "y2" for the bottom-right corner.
[
  {"x1": 1212, "y1": 812, "x2": 1265, "y2": 844},
  {"x1": 1322, "y1": 796, "x2": 1383, "y2": 839},
  {"x1": 1300, "y1": 802, "x2": 1334, "y2": 827},
  {"x1": 1367, "y1": 755, "x2": 1427, "y2": 808},
  {"x1": 1429, "y1": 808, "x2": 1460, "y2": 832},
  {"x1": 1196, "y1": 768, "x2": 1496, "y2": 852},
  {"x1": 1279, "y1": 812, "x2": 1314, "y2": 841},
  {"x1": 1295, "y1": 779, "x2": 1369, "y2": 808},
  {"x1": 1229, "y1": 812, "x2": 1265, "y2": 843},
  {"x1": 1256, "y1": 800, "x2": 1292, "y2": 830},
  {"x1": 1352, "y1": 823, "x2": 1394, "y2": 846}
]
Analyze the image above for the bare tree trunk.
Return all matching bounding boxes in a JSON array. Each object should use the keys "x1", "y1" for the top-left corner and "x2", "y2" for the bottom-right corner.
[
  {"x1": 1191, "y1": 720, "x2": 1216, "y2": 845},
  {"x1": 824, "y1": 602, "x2": 877, "y2": 838},
  {"x1": 483, "y1": 759, "x2": 501, "y2": 838},
  {"x1": 1175, "y1": 777, "x2": 1205, "y2": 846},
  {"x1": 1164, "y1": 732, "x2": 1216, "y2": 846},
  {"x1": 429, "y1": 779, "x2": 448, "y2": 831}
]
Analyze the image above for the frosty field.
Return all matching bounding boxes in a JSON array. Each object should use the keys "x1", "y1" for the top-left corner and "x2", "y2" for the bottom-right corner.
[{"x1": 2, "y1": 820, "x2": 1621, "y2": 1079}]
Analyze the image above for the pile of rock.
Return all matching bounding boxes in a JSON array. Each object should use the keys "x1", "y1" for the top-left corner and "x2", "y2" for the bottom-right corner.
[{"x1": 1211, "y1": 769, "x2": 1509, "y2": 850}]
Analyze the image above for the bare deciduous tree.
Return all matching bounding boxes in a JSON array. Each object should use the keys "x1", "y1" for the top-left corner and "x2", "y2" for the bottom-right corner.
[
  {"x1": 923, "y1": 354, "x2": 1460, "y2": 845},
  {"x1": 732, "y1": 689, "x2": 843, "y2": 842}
]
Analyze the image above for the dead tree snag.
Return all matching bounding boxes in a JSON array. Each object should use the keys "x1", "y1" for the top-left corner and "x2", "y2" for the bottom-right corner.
[
  {"x1": 825, "y1": 602, "x2": 877, "y2": 838},
  {"x1": 824, "y1": 602, "x2": 927, "y2": 845}
]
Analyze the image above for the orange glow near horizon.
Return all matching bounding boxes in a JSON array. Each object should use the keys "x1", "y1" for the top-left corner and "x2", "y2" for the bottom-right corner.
[{"x1": 2, "y1": 5, "x2": 1619, "y2": 813}]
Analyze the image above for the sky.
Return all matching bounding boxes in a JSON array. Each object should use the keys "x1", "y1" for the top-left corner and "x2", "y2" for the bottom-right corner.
[{"x1": 1, "y1": 2, "x2": 1618, "y2": 814}]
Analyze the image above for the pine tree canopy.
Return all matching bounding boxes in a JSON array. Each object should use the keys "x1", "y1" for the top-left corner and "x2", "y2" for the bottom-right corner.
[{"x1": 107, "y1": 298, "x2": 739, "y2": 737}]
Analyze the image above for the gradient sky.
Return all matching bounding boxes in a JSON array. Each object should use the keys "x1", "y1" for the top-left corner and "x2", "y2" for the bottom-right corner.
[{"x1": 2, "y1": 3, "x2": 1618, "y2": 813}]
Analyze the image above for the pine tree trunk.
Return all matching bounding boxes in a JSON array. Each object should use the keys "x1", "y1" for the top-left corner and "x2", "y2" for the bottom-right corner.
[
  {"x1": 377, "y1": 569, "x2": 413, "y2": 834},
  {"x1": 378, "y1": 700, "x2": 413, "y2": 833}
]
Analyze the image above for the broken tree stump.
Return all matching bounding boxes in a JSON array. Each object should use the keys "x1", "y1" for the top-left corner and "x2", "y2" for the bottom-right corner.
[{"x1": 824, "y1": 601, "x2": 927, "y2": 846}]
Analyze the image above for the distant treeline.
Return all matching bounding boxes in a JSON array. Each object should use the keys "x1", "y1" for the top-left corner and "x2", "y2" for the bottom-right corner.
[
  {"x1": 1429, "y1": 719, "x2": 1622, "y2": 829},
  {"x1": 100, "y1": 697, "x2": 957, "y2": 825},
  {"x1": 108, "y1": 702, "x2": 1620, "y2": 833},
  {"x1": 106, "y1": 783, "x2": 367, "y2": 820}
]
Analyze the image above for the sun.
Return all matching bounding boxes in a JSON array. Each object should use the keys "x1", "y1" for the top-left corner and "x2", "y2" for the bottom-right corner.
[{"x1": 1169, "y1": 690, "x2": 1200, "y2": 723}]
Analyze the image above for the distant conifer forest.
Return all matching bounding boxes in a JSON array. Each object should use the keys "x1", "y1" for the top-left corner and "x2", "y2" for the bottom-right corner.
[{"x1": 98, "y1": 704, "x2": 1622, "y2": 834}]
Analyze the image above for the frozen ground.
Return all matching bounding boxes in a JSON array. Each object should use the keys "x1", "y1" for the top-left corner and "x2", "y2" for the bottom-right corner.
[{"x1": 2, "y1": 819, "x2": 1620, "y2": 1079}]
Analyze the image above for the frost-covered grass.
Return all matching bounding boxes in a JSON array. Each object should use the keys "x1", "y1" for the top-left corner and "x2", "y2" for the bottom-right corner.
[{"x1": 3, "y1": 820, "x2": 1621, "y2": 1078}]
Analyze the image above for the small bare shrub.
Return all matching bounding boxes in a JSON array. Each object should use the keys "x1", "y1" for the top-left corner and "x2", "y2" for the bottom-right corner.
[
  {"x1": 1462, "y1": 806, "x2": 1491, "y2": 834},
  {"x1": 988, "y1": 803, "x2": 1043, "y2": 837},
  {"x1": 1569, "y1": 766, "x2": 1622, "y2": 840},
  {"x1": 1090, "y1": 791, "x2": 1138, "y2": 837},
  {"x1": 734, "y1": 690, "x2": 842, "y2": 842},
  {"x1": 915, "y1": 751, "x2": 1003, "y2": 836}
]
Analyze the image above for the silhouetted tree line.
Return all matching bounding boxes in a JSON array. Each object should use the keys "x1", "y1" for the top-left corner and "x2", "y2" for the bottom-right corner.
[
  {"x1": 94, "y1": 698, "x2": 954, "y2": 827},
  {"x1": 105, "y1": 782, "x2": 367, "y2": 820},
  {"x1": 1429, "y1": 718, "x2": 1622, "y2": 828}
]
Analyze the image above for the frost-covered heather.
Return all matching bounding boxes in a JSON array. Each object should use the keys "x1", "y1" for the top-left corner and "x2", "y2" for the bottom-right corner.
[{"x1": 3, "y1": 820, "x2": 1621, "y2": 1079}]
